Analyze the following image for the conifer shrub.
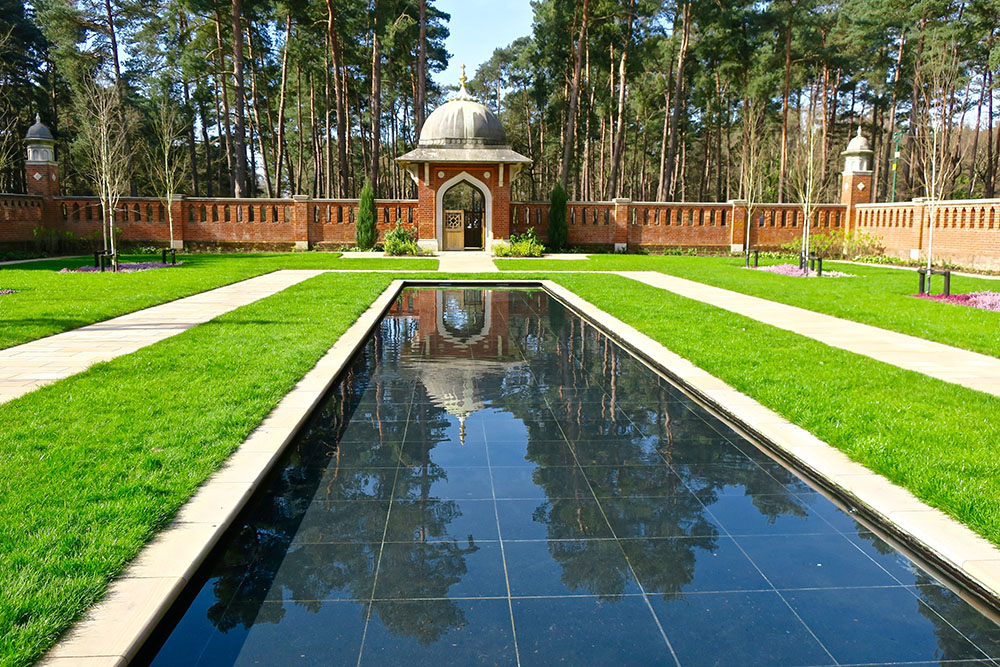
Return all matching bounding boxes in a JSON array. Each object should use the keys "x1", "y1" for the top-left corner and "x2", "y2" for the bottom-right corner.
[
  {"x1": 356, "y1": 179, "x2": 377, "y2": 250},
  {"x1": 547, "y1": 183, "x2": 568, "y2": 251}
]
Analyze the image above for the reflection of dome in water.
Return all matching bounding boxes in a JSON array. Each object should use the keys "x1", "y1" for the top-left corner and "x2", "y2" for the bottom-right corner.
[
  {"x1": 405, "y1": 357, "x2": 524, "y2": 445},
  {"x1": 441, "y1": 291, "x2": 486, "y2": 343}
]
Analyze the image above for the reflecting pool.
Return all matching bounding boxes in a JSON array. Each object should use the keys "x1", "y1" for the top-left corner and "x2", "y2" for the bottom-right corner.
[{"x1": 143, "y1": 288, "x2": 1000, "y2": 666}]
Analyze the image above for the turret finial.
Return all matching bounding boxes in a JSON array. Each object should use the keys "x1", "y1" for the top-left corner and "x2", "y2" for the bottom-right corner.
[{"x1": 459, "y1": 63, "x2": 467, "y2": 88}]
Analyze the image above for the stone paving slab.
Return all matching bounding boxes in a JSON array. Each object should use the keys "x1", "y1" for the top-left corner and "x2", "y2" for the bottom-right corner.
[
  {"x1": 619, "y1": 270, "x2": 1000, "y2": 398},
  {"x1": 0, "y1": 270, "x2": 326, "y2": 406},
  {"x1": 437, "y1": 250, "x2": 498, "y2": 273}
]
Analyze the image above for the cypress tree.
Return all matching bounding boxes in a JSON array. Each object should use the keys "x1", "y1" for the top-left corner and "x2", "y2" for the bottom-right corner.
[
  {"x1": 547, "y1": 182, "x2": 568, "y2": 251},
  {"x1": 356, "y1": 178, "x2": 377, "y2": 249}
]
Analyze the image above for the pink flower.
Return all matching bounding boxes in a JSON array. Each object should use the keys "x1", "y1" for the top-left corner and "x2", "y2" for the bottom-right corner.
[
  {"x1": 60, "y1": 261, "x2": 184, "y2": 274},
  {"x1": 914, "y1": 291, "x2": 1000, "y2": 313}
]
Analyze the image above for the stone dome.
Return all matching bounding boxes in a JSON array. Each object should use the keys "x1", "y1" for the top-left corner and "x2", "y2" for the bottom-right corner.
[
  {"x1": 418, "y1": 84, "x2": 507, "y2": 148},
  {"x1": 845, "y1": 127, "x2": 871, "y2": 154},
  {"x1": 25, "y1": 114, "x2": 54, "y2": 143}
]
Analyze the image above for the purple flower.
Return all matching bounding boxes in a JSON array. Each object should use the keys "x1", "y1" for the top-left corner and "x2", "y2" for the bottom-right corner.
[
  {"x1": 60, "y1": 261, "x2": 184, "y2": 274},
  {"x1": 753, "y1": 264, "x2": 854, "y2": 278},
  {"x1": 0, "y1": 289, "x2": 17, "y2": 295},
  {"x1": 914, "y1": 291, "x2": 1000, "y2": 313}
]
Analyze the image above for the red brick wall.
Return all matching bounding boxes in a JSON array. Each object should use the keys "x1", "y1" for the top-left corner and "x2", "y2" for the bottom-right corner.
[{"x1": 856, "y1": 200, "x2": 1000, "y2": 270}]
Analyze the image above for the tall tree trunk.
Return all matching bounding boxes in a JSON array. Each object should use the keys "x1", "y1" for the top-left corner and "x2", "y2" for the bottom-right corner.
[
  {"x1": 326, "y1": 0, "x2": 350, "y2": 197},
  {"x1": 416, "y1": 0, "x2": 427, "y2": 135},
  {"x1": 559, "y1": 0, "x2": 589, "y2": 188},
  {"x1": 968, "y1": 71, "x2": 986, "y2": 196},
  {"x1": 198, "y1": 95, "x2": 213, "y2": 197},
  {"x1": 103, "y1": 0, "x2": 122, "y2": 87},
  {"x1": 214, "y1": 13, "x2": 234, "y2": 195},
  {"x1": 777, "y1": 5, "x2": 793, "y2": 203},
  {"x1": 370, "y1": 0, "x2": 382, "y2": 189},
  {"x1": 245, "y1": 22, "x2": 272, "y2": 197},
  {"x1": 230, "y1": 0, "x2": 248, "y2": 197},
  {"x1": 606, "y1": 2, "x2": 635, "y2": 199},
  {"x1": 274, "y1": 15, "x2": 292, "y2": 196},
  {"x1": 296, "y1": 64, "x2": 304, "y2": 191},
  {"x1": 662, "y1": 1, "x2": 690, "y2": 200},
  {"x1": 656, "y1": 90, "x2": 670, "y2": 201},
  {"x1": 881, "y1": 31, "x2": 906, "y2": 200},
  {"x1": 177, "y1": 9, "x2": 199, "y2": 196},
  {"x1": 325, "y1": 45, "x2": 333, "y2": 197}
]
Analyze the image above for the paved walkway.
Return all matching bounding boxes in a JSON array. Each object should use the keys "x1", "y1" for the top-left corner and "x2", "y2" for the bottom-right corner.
[
  {"x1": 437, "y1": 251, "x2": 498, "y2": 273},
  {"x1": 0, "y1": 270, "x2": 325, "y2": 405},
  {"x1": 620, "y1": 270, "x2": 1000, "y2": 398}
]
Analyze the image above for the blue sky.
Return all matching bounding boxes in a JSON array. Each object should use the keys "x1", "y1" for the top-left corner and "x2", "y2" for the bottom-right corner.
[{"x1": 436, "y1": 0, "x2": 535, "y2": 86}]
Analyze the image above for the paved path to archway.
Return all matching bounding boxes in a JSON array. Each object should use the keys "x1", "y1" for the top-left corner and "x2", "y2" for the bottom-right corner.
[
  {"x1": 437, "y1": 251, "x2": 498, "y2": 273},
  {"x1": 618, "y1": 270, "x2": 1000, "y2": 398},
  {"x1": 0, "y1": 270, "x2": 325, "y2": 406}
]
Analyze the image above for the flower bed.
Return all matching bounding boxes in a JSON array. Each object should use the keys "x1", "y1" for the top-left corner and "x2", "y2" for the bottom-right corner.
[
  {"x1": 59, "y1": 261, "x2": 185, "y2": 274},
  {"x1": 754, "y1": 263, "x2": 854, "y2": 278},
  {"x1": 915, "y1": 291, "x2": 1000, "y2": 313}
]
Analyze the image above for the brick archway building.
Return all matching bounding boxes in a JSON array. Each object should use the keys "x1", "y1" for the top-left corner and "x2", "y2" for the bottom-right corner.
[{"x1": 396, "y1": 78, "x2": 530, "y2": 252}]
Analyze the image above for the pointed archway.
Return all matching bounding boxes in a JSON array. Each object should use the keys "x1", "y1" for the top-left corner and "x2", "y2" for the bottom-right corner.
[{"x1": 435, "y1": 172, "x2": 492, "y2": 251}]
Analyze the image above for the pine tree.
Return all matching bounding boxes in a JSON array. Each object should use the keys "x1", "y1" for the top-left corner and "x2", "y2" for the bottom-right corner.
[{"x1": 356, "y1": 178, "x2": 377, "y2": 249}]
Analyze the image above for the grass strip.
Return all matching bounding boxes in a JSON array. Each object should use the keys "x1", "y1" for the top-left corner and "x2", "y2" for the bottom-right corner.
[
  {"x1": 554, "y1": 273, "x2": 1000, "y2": 547},
  {"x1": 0, "y1": 272, "x2": 394, "y2": 666},
  {"x1": 0, "y1": 253, "x2": 435, "y2": 350},
  {"x1": 496, "y1": 255, "x2": 1000, "y2": 358}
]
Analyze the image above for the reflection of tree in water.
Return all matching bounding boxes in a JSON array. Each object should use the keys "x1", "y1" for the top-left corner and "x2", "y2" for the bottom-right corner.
[
  {"x1": 196, "y1": 318, "x2": 480, "y2": 643},
  {"x1": 850, "y1": 530, "x2": 1000, "y2": 659},
  {"x1": 497, "y1": 291, "x2": 811, "y2": 598}
]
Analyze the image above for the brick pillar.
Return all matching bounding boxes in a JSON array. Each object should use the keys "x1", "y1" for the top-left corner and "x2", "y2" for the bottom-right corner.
[
  {"x1": 612, "y1": 197, "x2": 630, "y2": 252},
  {"x1": 728, "y1": 199, "x2": 748, "y2": 253},
  {"x1": 840, "y1": 171, "x2": 873, "y2": 235},
  {"x1": 415, "y1": 165, "x2": 437, "y2": 252},
  {"x1": 292, "y1": 194, "x2": 311, "y2": 250},
  {"x1": 168, "y1": 196, "x2": 185, "y2": 249}
]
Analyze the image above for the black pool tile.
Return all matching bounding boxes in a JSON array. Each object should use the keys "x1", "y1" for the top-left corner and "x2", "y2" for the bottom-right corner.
[
  {"x1": 784, "y1": 586, "x2": 990, "y2": 664},
  {"x1": 495, "y1": 498, "x2": 613, "y2": 540},
  {"x1": 504, "y1": 539, "x2": 641, "y2": 598},
  {"x1": 384, "y1": 499, "x2": 499, "y2": 542},
  {"x1": 599, "y1": 497, "x2": 719, "y2": 539},
  {"x1": 373, "y1": 541, "x2": 506, "y2": 599},
  {"x1": 361, "y1": 599, "x2": 516, "y2": 666},
  {"x1": 263, "y1": 543, "x2": 376, "y2": 602},
  {"x1": 149, "y1": 582, "x2": 249, "y2": 666},
  {"x1": 392, "y1": 466, "x2": 494, "y2": 500},
  {"x1": 569, "y1": 437, "x2": 670, "y2": 467},
  {"x1": 844, "y1": 530, "x2": 925, "y2": 585},
  {"x1": 491, "y1": 465, "x2": 593, "y2": 500},
  {"x1": 911, "y1": 584, "x2": 1000, "y2": 659},
  {"x1": 621, "y1": 536, "x2": 770, "y2": 595},
  {"x1": 513, "y1": 596, "x2": 674, "y2": 666},
  {"x1": 735, "y1": 533, "x2": 901, "y2": 590},
  {"x1": 582, "y1": 465, "x2": 690, "y2": 499},
  {"x1": 293, "y1": 500, "x2": 390, "y2": 544},
  {"x1": 205, "y1": 600, "x2": 366, "y2": 666},
  {"x1": 309, "y1": 467, "x2": 399, "y2": 502},
  {"x1": 647, "y1": 591, "x2": 832, "y2": 666},
  {"x1": 700, "y1": 493, "x2": 841, "y2": 536},
  {"x1": 413, "y1": 440, "x2": 491, "y2": 467},
  {"x1": 674, "y1": 462, "x2": 792, "y2": 498}
]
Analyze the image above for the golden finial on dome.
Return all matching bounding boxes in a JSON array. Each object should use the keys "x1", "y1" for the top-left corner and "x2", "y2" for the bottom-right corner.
[{"x1": 459, "y1": 63, "x2": 467, "y2": 88}]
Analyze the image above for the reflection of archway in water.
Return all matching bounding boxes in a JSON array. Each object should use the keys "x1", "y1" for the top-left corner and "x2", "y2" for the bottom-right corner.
[
  {"x1": 436, "y1": 290, "x2": 490, "y2": 348},
  {"x1": 442, "y1": 181, "x2": 485, "y2": 250}
]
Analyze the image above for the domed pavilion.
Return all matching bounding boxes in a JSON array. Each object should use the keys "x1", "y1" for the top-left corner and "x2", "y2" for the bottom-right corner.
[{"x1": 397, "y1": 69, "x2": 531, "y2": 252}]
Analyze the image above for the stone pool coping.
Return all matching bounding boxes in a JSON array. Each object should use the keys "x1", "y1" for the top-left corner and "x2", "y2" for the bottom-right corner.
[{"x1": 42, "y1": 278, "x2": 1000, "y2": 665}]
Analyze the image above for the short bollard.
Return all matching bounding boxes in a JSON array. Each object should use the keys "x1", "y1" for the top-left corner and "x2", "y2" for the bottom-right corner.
[
  {"x1": 917, "y1": 267, "x2": 952, "y2": 296},
  {"x1": 161, "y1": 248, "x2": 177, "y2": 265}
]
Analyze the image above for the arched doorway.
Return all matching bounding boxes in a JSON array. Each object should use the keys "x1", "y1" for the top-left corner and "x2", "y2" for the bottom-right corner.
[{"x1": 441, "y1": 180, "x2": 486, "y2": 250}]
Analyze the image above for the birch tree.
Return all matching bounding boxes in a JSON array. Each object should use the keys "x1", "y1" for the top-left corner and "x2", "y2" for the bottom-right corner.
[
  {"x1": 148, "y1": 95, "x2": 188, "y2": 249},
  {"x1": 788, "y1": 90, "x2": 824, "y2": 263},
  {"x1": 77, "y1": 77, "x2": 135, "y2": 270}
]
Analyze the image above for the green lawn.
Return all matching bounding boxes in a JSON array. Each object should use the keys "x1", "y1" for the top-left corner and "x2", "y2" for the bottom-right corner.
[
  {"x1": 0, "y1": 253, "x2": 436, "y2": 350},
  {"x1": 0, "y1": 272, "x2": 395, "y2": 666},
  {"x1": 495, "y1": 255, "x2": 1000, "y2": 358}
]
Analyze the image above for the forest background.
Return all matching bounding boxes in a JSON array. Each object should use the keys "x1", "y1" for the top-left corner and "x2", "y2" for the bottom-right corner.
[{"x1": 2, "y1": 0, "x2": 999, "y2": 205}]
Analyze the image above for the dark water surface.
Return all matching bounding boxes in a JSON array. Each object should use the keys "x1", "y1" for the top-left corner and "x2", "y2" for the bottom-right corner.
[{"x1": 144, "y1": 288, "x2": 1000, "y2": 666}]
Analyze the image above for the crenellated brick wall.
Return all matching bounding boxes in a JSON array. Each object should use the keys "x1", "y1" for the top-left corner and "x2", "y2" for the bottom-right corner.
[{"x1": 855, "y1": 199, "x2": 1000, "y2": 270}]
